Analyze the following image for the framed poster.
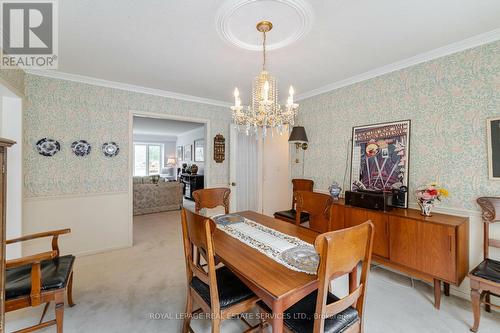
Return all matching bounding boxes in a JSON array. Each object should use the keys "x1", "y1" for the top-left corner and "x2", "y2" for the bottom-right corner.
[
  {"x1": 184, "y1": 144, "x2": 192, "y2": 162},
  {"x1": 350, "y1": 120, "x2": 411, "y2": 208},
  {"x1": 487, "y1": 117, "x2": 500, "y2": 180},
  {"x1": 194, "y1": 139, "x2": 204, "y2": 162},
  {"x1": 176, "y1": 146, "x2": 183, "y2": 161}
]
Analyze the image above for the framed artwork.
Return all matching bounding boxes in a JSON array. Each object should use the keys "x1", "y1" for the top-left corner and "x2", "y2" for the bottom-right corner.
[
  {"x1": 176, "y1": 146, "x2": 183, "y2": 161},
  {"x1": 350, "y1": 120, "x2": 411, "y2": 208},
  {"x1": 487, "y1": 117, "x2": 500, "y2": 180},
  {"x1": 194, "y1": 138, "x2": 205, "y2": 162},
  {"x1": 184, "y1": 144, "x2": 192, "y2": 162},
  {"x1": 213, "y1": 134, "x2": 225, "y2": 163}
]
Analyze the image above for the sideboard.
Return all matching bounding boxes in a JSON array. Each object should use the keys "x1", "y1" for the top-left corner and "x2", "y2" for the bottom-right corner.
[{"x1": 327, "y1": 200, "x2": 469, "y2": 309}]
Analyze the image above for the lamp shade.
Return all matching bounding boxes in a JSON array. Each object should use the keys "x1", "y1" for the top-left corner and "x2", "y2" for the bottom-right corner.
[
  {"x1": 167, "y1": 157, "x2": 176, "y2": 166},
  {"x1": 288, "y1": 126, "x2": 308, "y2": 143}
]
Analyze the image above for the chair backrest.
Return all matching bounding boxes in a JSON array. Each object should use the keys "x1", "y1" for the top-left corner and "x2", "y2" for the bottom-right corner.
[
  {"x1": 180, "y1": 208, "x2": 221, "y2": 312},
  {"x1": 193, "y1": 188, "x2": 231, "y2": 214},
  {"x1": 476, "y1": 197, "x2": 500, "y2": 260},
  {"x1": 295, "y1": 191, "x2": 333, "y2": 233},
  {"x1": 313, "y1": 221, "x2": 374, "y2": 333},
  {"x1": 291, "y1": 179, "x2": 314, "y2": 209}
]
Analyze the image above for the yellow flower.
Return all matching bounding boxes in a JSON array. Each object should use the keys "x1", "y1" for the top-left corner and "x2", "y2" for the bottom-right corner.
[{"x1": 439, "y1": 188, "x2": 449, "y2": 197}]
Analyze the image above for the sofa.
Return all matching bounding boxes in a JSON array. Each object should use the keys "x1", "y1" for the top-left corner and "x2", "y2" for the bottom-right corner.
[{"x1": 133, "y1": 176, "x2": 183, "y2": 215}]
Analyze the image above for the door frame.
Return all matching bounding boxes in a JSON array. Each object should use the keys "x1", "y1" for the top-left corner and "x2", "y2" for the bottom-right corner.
[{"x1": 128, "y1": 110, "x2": 211, "y2": 244}]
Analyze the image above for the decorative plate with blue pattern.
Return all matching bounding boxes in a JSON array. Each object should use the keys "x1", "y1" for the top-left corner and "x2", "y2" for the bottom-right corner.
[
  {"x1": 213, "y1": 214, "x2": 245, "y2": 226},
  {"x1": 102, "y1": 142, "x2": 119, "y2": 157},
  {"x1": 36, "y1": 138, "x2": 60, "y2": 157},
  {"x1": 71, "y1": 140, "x2": 91, "y2": 157}
]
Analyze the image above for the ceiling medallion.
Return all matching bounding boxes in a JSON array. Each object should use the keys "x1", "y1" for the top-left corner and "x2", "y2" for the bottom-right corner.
[
  {"x1": 231, "y1": 21, "x2": 299, "y2": 138},
  {"x1": 216, "y1": 0, "x2": 313, "y2": 51}
]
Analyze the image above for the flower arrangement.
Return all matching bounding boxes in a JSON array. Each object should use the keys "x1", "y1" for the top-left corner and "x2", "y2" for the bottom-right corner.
[{"x1": 415, "y1": 183, "x2": 449, "y2": 216}]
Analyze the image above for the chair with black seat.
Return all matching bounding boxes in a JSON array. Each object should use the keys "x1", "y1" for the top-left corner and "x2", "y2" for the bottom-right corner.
[
  {"x1": 5, "y1": 229, "x2": 75, "y2": 333},
  {"x1": 469, "y1": 197, "x2": 500, "y2": 332},
  {"x1": 274, "y1": 179, "x2": 314, "y2": 224},
  {"x1": 258, "y1": 221, "x2": 374, "y2": 333},
  {"x1": 180, "y1": 208, "x2": 262, "y2": 333}
]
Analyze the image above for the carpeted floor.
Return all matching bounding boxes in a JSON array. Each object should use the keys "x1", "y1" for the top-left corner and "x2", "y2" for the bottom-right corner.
[{"x1": 6, "y1": 210, "x2": 500, "y2": 332}]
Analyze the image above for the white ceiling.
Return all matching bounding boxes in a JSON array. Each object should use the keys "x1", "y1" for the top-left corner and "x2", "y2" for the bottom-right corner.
[
  {"x1": 133, "y1": 116, "x2": 204, "y2": 141},
  {"x1": 57, "y1": 0, "x2": 500, "y2": 103}
]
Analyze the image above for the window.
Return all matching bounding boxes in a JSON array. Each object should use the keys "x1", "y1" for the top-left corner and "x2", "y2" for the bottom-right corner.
[{"x1": 133, "y1": 143, "x2": 163, "y2": 176}]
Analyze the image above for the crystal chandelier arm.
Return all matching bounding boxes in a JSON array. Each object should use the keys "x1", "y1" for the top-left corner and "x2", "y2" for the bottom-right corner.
[{"x1": 262, "y1": 31, "x2": 266, "y2": 71}]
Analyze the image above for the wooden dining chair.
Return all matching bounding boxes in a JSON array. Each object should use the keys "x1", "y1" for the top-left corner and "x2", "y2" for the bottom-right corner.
[
  {"x1": 294, "y1": 191, "x2": 334, "y2": 233},
  {"x1": 5, "y1": 229, "x2": 75, "y2": 333},
  {"x1": 180, "y1": 208, "x2": 261, "y2": 333},
  {"x1": 193, "y1": 188, "x2": 231, "y2": 215},
  {"x1": 274, "y1": 179, "x2": 314, "y2": 224},
  {"x1": 257, "y1": 221, "x2": 374, "y2": 333},
  {"x1": 469, "y1": 197, "x2": 500, "y2": 332}
]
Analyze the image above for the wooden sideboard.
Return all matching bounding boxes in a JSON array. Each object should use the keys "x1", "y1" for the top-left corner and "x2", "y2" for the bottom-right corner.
[{"x1": 328, "y1": 199, "x2": 469, "y2": 309}]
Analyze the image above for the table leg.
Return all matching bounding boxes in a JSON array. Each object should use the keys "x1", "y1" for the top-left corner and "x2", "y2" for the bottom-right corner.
[
  {"x1": 433, "y1": 279, "x2": 441, "y2": 309},
  {"x1": 272, "y1": 302, "x2": 284, "y2": 333}
]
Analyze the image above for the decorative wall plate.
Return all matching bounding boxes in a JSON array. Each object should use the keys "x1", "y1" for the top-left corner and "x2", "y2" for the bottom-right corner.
[
  {"x1": 102, "y1": 142, "x2": 119, "y2": 157},
  {"x1": 36, "y1": 138, "x2": 60, "y2": 157},
  {"x1": 71, "y1": 140, "x2": 91, "y2": 157}
]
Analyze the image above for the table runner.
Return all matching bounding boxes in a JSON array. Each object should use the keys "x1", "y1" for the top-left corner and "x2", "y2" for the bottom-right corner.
[{"x1": 214, "y1": 215, "x2": 318, "y2": 274}]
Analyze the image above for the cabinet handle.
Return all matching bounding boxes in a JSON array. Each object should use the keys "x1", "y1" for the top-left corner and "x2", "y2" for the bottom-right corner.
[{"x1": 449, "y1": 235, "x2": 452, "y2": 252}]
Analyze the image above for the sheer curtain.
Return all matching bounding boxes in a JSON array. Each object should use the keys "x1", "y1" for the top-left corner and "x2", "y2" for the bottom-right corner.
[{"x1": 235, "y1": 132, "x2": 259, "y2": 211}]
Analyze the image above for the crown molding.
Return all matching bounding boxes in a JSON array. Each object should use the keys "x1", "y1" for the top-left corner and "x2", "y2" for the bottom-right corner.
[
  {"x1": 296, "y1": 28, "x2": 500, "y2": 101},
  {"x1": 24, "y1": 69, "x2": 232, "y2": 108}
]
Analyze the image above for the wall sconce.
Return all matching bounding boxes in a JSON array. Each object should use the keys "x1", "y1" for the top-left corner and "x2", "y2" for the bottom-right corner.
[{"x1": 288, "y1": 126, "x2": 308, "y2": 169}]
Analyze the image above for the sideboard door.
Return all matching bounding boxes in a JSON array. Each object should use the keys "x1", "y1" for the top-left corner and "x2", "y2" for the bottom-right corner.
[
  {"x1": 420, "y1": 223, "x2": 456, "y2": 282},
  {"x1": 345, "y1": 207, "x2": 389, "y2": 258},
  {"x1": 389, "y1": 216, "x2": 420, "y2": 270}
]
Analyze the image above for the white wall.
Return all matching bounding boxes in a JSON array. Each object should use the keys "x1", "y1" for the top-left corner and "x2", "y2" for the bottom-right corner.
[
  {"x1": 176, "y1": 126, "x2": 205, "y2": 174},
  {"x1": 0, "y1": 95, "x2": 22, "y2": 259}
]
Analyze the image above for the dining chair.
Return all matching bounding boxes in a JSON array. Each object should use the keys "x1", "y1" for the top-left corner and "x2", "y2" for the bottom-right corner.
[
  {"x1": 5, "y1": 229, "x2": 75, "y2": 333},
  {"x1": 469, "y1": 197, "x2": 500, "y2": 332},
  {"x1": 274, "y1": 179, "x2": 314, "y2": 224},
  {"x1": 180, "y1": 208, "x2": 262, "y2": 333},
  {"x1": 258, "y1": 221, "x2": 374, "y2": 333},
  {"x1": 193, "y1": 187, "x2": 231, "y2": 215},
  {"x1": 294, "y1": 191, "x2": 334, "y2": 233}
]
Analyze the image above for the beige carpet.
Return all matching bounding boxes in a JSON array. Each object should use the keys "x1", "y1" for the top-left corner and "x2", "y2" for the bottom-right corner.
[{"x1": 6, "y1": 210, "x2": 500, "y2": 332}]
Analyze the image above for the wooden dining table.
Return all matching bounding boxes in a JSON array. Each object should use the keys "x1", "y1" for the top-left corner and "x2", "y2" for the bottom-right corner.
[{"x1": 213, "y1": 210, "x2": 320, "y2": 333}]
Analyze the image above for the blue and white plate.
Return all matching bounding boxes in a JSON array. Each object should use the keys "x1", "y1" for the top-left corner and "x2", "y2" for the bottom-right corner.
[
  {"x1": 71, "y1": 140, "x2": 91, "y2": 157},
  {"x1": 102, "y1": 142, "x2": 119, "y2": 157},
  {"x1": 36, "y1": 138, "x2": 60, "y2": 157}
]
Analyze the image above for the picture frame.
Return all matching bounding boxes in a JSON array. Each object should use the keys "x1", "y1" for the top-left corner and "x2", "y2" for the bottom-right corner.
[
  {"x1": 487, "y1": 117, "x2": 500, "y2": 180},
  {"x1": 183, "y1": 144, "x2": 192, "y2": 162},
  {"x1": 176, "y1": 146, "x2": 183, "y2": 161},
  {"x1": 194, "y1": 138, "x2": 205, "y2": 162},
  {"x1": 350, "y1": 120, "x2": 411, "y2": 208}
]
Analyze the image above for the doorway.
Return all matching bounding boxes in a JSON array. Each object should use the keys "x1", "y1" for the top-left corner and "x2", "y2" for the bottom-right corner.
[{"x1": 129, "y1": 112, "x2": 210, "y2": 243}]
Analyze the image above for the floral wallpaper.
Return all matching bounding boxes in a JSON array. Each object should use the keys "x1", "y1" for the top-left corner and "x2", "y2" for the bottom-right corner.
[
  {"x1": 292, "y1": 41, "x2": 500, "y2": 211},
  {"x1": 0, "y1": 66, "x2": 25, "y2": 95},
  {"x1": 24, "y1": 75, "x2": 231, "y2": 197}
]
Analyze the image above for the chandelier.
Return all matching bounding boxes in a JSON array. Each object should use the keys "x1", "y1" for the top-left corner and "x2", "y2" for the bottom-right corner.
[{"x1": 231, "y1": 21, "x2": 299, "y2": 137}]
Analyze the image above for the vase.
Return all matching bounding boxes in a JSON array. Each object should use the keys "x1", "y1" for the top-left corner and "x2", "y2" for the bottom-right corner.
[
  {"x1": 191, "y1": 164, "x2": 198, "y2": 175},
  {"x1": 328, "y1": 182, "x2": 342, "y2": 201},
  {"x1": 418, "y1": 201, "x2": 434, "y2": 217}
]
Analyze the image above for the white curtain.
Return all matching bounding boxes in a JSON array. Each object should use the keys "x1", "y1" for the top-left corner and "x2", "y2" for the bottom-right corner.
[{"x1": 235, "y1": 132, "x2": 259, "y2": 211}]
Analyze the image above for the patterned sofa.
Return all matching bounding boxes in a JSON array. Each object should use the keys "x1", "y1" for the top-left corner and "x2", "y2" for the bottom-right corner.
[{"x1": 133, "y1": 176, "x2": 183, "y2": 215}]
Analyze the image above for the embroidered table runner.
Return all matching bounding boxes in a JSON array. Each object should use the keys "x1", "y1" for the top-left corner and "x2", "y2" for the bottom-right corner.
[{"x1": 213, "y1": 214, "x2": 319, "y2": 274}]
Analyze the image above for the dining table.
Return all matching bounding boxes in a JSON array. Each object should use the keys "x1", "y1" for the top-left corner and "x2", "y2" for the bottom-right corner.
[{"x1": 213, "y1": 210, "x2": 321, "y2": 333}]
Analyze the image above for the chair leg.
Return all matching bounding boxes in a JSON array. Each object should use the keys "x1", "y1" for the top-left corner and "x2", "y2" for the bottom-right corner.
[
  {"x1": 470, "y1": 288, "x2": 481, "y2": 332},
  {"x1": 211, "y1": 317, "x2": 221, "y2": 333},
  {"x1": 183, "y1": 290, "x2": 193, "y2": 333},
  {"x1": 67, "y1": 271, "x2": 76, "y2": 307},
  {"x1": 55, "y1": 292, "x2": 65, "y2": 333},
  {"x1": 485, "y1": 292, "x2": 491, "y2": 313}
]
